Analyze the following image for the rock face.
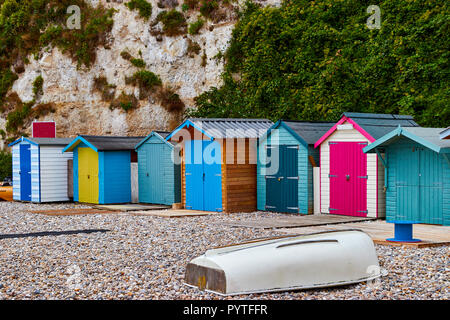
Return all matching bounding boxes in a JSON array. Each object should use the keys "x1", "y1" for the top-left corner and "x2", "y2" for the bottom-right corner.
[
  {"x1": 0, "y1": 0, "x2": 235, "y2": 149},
  {"x1": 1, "y1": 0, "x2": 281, "y2": 149}
]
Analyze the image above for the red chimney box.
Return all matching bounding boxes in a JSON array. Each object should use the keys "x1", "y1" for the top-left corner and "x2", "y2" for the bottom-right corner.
[{"x1": 32, "y1": 121, "x2": 56, "y2": 138}]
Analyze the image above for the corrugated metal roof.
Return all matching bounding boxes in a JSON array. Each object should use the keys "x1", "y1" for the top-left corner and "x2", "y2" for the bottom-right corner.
[
  {"x1": 189, "y1": 118, "x2": 273, "y2": 139},
  {"x1": 27, "y1": 138, "x2": 73, "y2": 146},
  {"x1": 440, "y1": 127, "x2": 450, "y2": 140},
  {"x1": 344, "y1": 112, "x2": 420, "y2": 139},
  {"x1": 282, "y1": 121, "x2": 336, "y2": 145},
  {"x1": 81, "y1": 135, "x2": 146, "y2": 151},
  {"x1": 403, "y1": 127, "x2": 450, "y2": 149}
]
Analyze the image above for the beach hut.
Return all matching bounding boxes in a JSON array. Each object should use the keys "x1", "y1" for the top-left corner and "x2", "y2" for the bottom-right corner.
[
  {"x1": 9, "y1": 137, "x2": 73, "y2": 202},
  {"x1": 135, "y1": 131, "x2": 181, "y2": 205},
  {"x1": 314, "y1": 113, "x2": 420, "y2": 218},
  {"x1": 257, "y1": 120, "x2": 335, "y2": 214},
  {"x1": 166, "y1": 118, "x2": 273, "y2": 213},
  {"x1": 62, "y1": 135, "x2": 144, "y2": 204},
  {"x1": 363, "y1": 127, "x2": 450, "y2": 226}
]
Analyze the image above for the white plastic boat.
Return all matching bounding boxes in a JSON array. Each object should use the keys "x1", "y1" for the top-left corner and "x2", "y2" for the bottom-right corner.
[{"x1": 185, "y1": 229, "x2": 382, "y2": 295}]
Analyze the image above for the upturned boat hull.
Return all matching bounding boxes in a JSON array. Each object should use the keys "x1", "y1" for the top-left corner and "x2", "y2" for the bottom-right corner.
[
  {"x1": 185, "y1": 230, "x2": 382, "y2": 295},
  {"x1": 0, "y1": 186, "x2": 13, "y2": 201}
]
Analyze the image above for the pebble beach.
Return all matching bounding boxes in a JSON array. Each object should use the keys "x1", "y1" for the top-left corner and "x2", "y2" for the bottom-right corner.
[{"x1": 0, "y1": 202, "x2": 448, "y2": 300}]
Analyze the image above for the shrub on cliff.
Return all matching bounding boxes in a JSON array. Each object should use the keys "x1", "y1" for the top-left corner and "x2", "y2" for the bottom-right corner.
[
  {"x1": 190, "y1": 0, "x2": 449, "y2": 127},
  {"x1": 0, "y1": 151, "x2": 12, "y2": 181},
  {"x1": 126, "y1": 0, "x2": 153, "y2": 20},
  {"x1": 157, "y1": 9, "x2": 187, "y2": 36}
]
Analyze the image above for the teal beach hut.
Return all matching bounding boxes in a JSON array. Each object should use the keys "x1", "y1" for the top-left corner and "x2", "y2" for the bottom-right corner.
[
  {"x1": 364, "y1": 127, "x2": 450, "y2": 226},
  {"x1": 257, "y1": 120, "x2": 334, "y2": 214},
  {"x1": 135, "y1": 131, "x2": 181, "y2": 205},
  {"x1": 62, "y1": 135, "x2": 144, "y2": 204}
]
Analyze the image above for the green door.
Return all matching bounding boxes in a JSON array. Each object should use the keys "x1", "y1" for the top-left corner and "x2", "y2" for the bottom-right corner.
[{"x1": 265, "y1": 145, "x2": 298, "y2": 213}]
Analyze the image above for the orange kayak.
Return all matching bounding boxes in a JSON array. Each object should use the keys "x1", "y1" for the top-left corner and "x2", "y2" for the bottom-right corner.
[{"x1": 0, "y1": 186, "x2": 13, "y2": 201}]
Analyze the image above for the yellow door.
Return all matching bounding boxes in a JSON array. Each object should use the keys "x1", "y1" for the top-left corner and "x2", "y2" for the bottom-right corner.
[{"x1": 78, "y1": 147, "x2": 99, "y2": 204}]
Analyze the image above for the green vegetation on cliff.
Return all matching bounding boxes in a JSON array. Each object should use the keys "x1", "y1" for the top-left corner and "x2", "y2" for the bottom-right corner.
[
  {"x1": 0, "y1": 150, "x2": 11, "y2": 179},
  {"x1": 190, "y1": 0, "x2": 449, "y2": 127},
  {"x1": 0, "y1": 0, "x2": 116, "y2": 138}
]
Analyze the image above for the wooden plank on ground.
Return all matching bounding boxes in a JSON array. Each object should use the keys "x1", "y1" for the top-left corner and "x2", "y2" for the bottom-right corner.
[
  {"x1": 95, "y1": 204, "x2": 170, "y2": 211},
  {"x1": 221, "y1": 214, "x2": 377, "y2": 229},
  {"x1": 29, "y1": 209, "x2": 118, "y2": 216},
  {"x1": 129, "y1": 209, "x2": 216, "y2": 218},
  {"x1": 276, "y1": 221, "x2": 450, "y2": 248}
]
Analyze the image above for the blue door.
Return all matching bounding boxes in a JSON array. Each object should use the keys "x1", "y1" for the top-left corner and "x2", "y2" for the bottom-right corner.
[
  {"x1": 203, "y1": 140, "x2": 222, "y2": 212},
  {"x1": 185, "y1": 140, "x2": 204, "y2": 210},
  {"x1": 20, "y1": 144, "x2": 32, "y2": 201},
  {"x1": 185, "y1": 140, "x2": 222, "y2": 212}
]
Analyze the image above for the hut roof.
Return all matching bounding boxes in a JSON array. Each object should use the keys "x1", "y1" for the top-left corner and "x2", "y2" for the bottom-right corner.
[
  {"x1": 364, "y1": 127, "x2": 450, "y2": 154},
  {"x1": 315, "y1": 112, "x2": 420, "y2": 148},
  {"x1": 63, "y1": 135, "x2": 145, "y2": 152},
  {"x1": 8, "y1": 137, "x2": 73, "y2": 147},
  {"x1": 167, "y1": 118, "x2": 273, "y2": 140},
  {"x1": 281, "y1": 121, "x2": 336, "y2": 145},
  {"x1": 135, "y1": 131, "x2": 174, "y2": 149},
  {"x1": 342, "y1": 112, "x2": 420, "y2": 140}
]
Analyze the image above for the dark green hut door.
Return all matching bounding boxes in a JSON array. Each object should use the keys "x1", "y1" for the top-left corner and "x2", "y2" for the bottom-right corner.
[
  {"x1": 265, "y1": 145, "x2": 298, "y2": 213},
  {"x1": 395, "y1": 145, "x2": 443, "y2": 224}
]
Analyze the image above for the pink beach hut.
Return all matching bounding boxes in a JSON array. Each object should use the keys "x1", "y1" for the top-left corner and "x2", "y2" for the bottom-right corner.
[{"x1": 314, "y1": 113, "x2": 419, "y2": 218}]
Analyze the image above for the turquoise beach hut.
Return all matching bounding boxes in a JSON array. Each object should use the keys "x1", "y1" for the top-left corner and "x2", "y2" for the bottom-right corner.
[
  {"x1": 364, "y1": 127, "x2": 450, "y2": 226},
  {"x1": 257, "y1": 120, "x2": 334, "y2": 214},
  {"x1": 135, "y1": 131, "x2": 181, "y2": 205}
]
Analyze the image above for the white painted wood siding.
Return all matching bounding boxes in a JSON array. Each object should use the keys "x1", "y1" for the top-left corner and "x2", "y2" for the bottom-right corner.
[
  {"x1": 31, "y1": 144, "x2": 40, "y2": 202},
  {"x1": 131, "y1": 163, "x2": 139, "y2": 203},
  {"x1": 319, "y1": 121, "x2": 385, "y2": 218},
  {"x1": 39, "y1": 146, "x2": 73, "y2": 202}
]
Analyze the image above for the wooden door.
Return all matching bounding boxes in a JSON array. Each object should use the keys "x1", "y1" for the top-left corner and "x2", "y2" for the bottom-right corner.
[{"x1": 329, "y1": 141, "x2": 368, "y2": 217}]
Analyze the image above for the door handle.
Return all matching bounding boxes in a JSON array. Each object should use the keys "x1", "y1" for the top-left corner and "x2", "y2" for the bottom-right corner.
[
  {"x1": 87, "y1": 175, "x2": 90, "y2": 179},
  {"x1": 346, "y1": 174, "x2": 350, "y2": 181},
  {"x1": 146, "y1": 173, "x2": 149, "y2": 177}
]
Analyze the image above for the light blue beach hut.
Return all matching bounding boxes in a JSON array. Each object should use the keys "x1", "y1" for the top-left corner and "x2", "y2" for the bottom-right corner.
[{"x1": 135, "y1": 131, "x2": 181, "y2": 205}]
